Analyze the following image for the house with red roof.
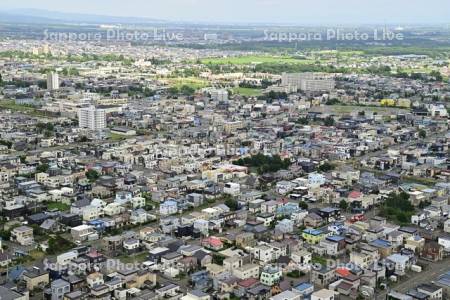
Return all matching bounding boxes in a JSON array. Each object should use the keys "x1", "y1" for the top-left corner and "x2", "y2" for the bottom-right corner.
[{"x1": 201, "y1": 236, "x2": 224, "y2": 251}]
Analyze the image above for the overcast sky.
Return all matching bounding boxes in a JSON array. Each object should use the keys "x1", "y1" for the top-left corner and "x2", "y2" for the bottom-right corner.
[{"x1": 3, "y1": 0, "x2": 450, "y2": 24}]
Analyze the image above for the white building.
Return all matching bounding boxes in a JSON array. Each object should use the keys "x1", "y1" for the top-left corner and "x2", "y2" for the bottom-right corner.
[
  {"x1": 223, "y1": 182, "x2": 240, "y2": 196},
  {"x1": 210, "y1": 89, "x2": 228, "y2": 101},
  {"x1": 311, "y1": 289, "x2": 337, "y2": 300},
  {"x1": 281, "y1": 72, "x2": 335, "y2": 92},
  {"x1": 275, "y1": 219, "x2": 294, "y2": 234},
  {"x1": 193, "y1": 219, "x2": 209, "y2": 235},
  {"x1": 56, "y1": 251, "x2": 78, "y2": 267},
  {"x1": 438, "y1": 236, "x2": 450, "y2": 251},
  {"x1": 444, "y1": 219, "x2": 450, "y2": 233},
  {"x1": 47, "y1": 72, "x2": 59, "y2": 91},
  {"x1": 308, "y1": 173, "x2": 326, "y2": 187},
  {"x1": 270, "y1": 290, "x2": 302, "y2": 300},
  {"x1": 11, "y1": 226, "x2": 34, "y2": 246},
  {"x1": 232, "y1": 264, "x2": 260, "y2": 280},
  {"x1": 160, "y1": 200, "x2": 178, "y2": 216},
  {"x1": 71, "y1": 224, "x2": 95, "y2": 242},
  {"x1": 78, "y1": 106, "x2": 106, "y2": 131}
]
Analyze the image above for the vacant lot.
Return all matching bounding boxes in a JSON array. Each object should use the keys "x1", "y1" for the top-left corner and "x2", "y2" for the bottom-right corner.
[{"x1": 201, "y1": 55, "x2": 316, "y2": 65}]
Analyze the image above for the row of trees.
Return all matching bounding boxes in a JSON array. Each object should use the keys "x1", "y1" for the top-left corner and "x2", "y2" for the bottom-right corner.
[
  {"x1": 233, "y1": 153, "x2": 291, "y2": 175},
  {"x1": 379, "y1": 192, "x2": 415, "y2": 224}
]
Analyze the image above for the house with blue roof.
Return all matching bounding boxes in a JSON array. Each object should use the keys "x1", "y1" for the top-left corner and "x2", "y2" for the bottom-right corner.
[
  {"x1": 435, "y1": 271, "x2": 450, "y2": 296},
  {"x1": 369, "y1": 239, "x2": 394, "y2": 257},
  {"x1": 160, "y1": 199, "x2": 178, "y2": 216},
  {"x1": 294, "y1": 282, "x2": 314, "y2": 297},
  {"x1": 302, "y1": 228, "x2": 327, "y2": 244},
  {"x1": 276, "y1": 202, "x2": 301, "y2": 217},
  {"x1": 191, "y1": 270, "x2": 212, "y2": 291},
  {"x1": 88, "y1": 219, "x2": 107, "y2": 232},
  {"x1": 317, "y1": 235, "x2": 347, "y2": 256}
]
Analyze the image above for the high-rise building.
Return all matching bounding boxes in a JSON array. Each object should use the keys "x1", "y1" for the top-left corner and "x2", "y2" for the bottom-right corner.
[
  {"x1": 78, "y1": 106, "x2": 106, "y2": 131},
  {"x1": 281, "y1": 72, "x2": 335, "y2": 92},
  {"x1": 210, "y1": 89, "x2": 228, "y2": 101},
  {"x1": 47, "y1": 72, "x2": 59, "y2": 91}
]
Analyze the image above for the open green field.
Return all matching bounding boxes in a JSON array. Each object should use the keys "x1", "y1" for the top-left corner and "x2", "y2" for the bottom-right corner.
[
  {"x1": 0, "y1": 100, "x2": 50, "y2": 117},
  {"x1": 47, "y1": 202, "x2": 70, "y2": 211},
  {"x1": 313, "y1": 105, "x2": 409, "y2": 115},
  {"x1": 117, "y1": 252, "x2": 149, "y2": 263},
  {"x1": 201, "y1": 55, "x2": 316, "y2": 65},
  {"x1": 110, "y1": 133, "x2": 127, "y2": 141},
  {"x1": 232, "y1": 87, "x2": 263, "y2": 97},
  {"x1": 167, "y1": 77, "x2": 209, "y2": 89},
  {"x1": 316, "y1": 50, "x2": 365, "y2": 56}
]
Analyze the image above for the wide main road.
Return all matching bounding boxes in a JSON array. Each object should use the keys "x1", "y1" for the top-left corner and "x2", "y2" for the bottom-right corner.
[{"x1": 376, "y1": 257, "x2": 450, "y2": 299}]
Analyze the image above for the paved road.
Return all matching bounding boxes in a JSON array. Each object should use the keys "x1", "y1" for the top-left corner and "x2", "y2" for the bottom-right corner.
[{"x1": 376, "y1": 257, "x2": 450, "y2": 299}]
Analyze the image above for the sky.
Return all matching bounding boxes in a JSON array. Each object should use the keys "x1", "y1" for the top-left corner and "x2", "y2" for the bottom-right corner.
[{"x1": 2, "y1": 0, "x2": 450, "y2": 24}]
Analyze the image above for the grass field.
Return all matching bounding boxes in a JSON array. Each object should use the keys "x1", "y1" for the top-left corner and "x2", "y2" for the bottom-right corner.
[
  {"x1": 201, "y1": 55, "x2": 316, "y2": 65},
  {"x1": 314, "y1": 105, "x2": 408, "y2": 115},
  {"x1": 117, "y1": 252, "x2": 149, "y2": 263},
  {"x1": 167, "y1": 77, "x2": 209, "y2": 89},
  {"x1": 232, "y1": 87, "x2": 263, "y2": 97},
  {"x1": 47, "y1": 202, "x2": 70, "y2": 211},
  {"x1": 110, "y1": 133, "x2": 127, "y2": 141},
  {"x1": 0, "y1": 100, "x2": 51, "y2": 117}
]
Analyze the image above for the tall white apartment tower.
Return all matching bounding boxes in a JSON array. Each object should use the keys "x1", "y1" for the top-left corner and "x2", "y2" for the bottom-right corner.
[
  {"x1": 281, "y1": 72, "x2": 335, "y2": 92},
  {"x1": 47, "y1": 72, "x2": 60, "y2": 91},
  {"x1": 78, "y1": 106, "x2": 106, "y2": 131},
  {"x1": 210, "y1": 89, "x2": 229, "y2": 101}
]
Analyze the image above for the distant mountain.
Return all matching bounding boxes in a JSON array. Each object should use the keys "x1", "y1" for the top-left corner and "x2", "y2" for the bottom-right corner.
[{"x1": 0, "y1": 8, "x2": 166, "y2": 24}]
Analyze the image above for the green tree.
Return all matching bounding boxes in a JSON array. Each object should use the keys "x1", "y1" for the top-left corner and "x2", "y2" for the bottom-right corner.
[
  {"x1": 47, "y1": 235, "x2": 76, "y2": 255},
  {"x1": 430, "y1": 70, "x2": 443, "y2": 81},
  {"x1": 168, "y1": 86, "x2": 179, "y2": 95},
  {"x1": 225, "y1": 198, "x2": 239, "y2": 211},
  {"x1": 339, "y1": 200, "x2": 349, "y2": 210},
  {"x1": 418, "y1": 129, "x2": 426, "y2": 139},
  {"x1": 318, "y1": 162, "x2": 335, "y2": 172},
  {"x1": 297, "y1": 117, "x2": 309, "y2": 125},
  {"x1": 0, "y1": 140, "x2": 12, "y2": 149},
  {"x1": 86, "y1": 169, "x2": 100, "y2": 182},
  {"x1": 323, "y1": 116, "x2": 335, "y2": 127},
  {"x1": 36, "y1": 163, "x2": 49, "y2": 173},
  {"x1": 179, "y1": 85, "x2": 196, "y2": 96},
  {"x1": 299, "y1": 201, "x2": 309, "y2": 210}
]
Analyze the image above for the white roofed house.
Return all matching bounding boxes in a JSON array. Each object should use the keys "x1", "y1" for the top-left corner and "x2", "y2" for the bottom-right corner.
[
  {"x1": 275, "y1": 219, "x2": 294, "y2": 234},
  {"x1": 130, "y1": 208, "x2": 149, "y2": 225},
  {"x1": 131, "y1": 196, "x2": 146, "y2": 209},
  {"x1": 71, "y1": 224, "x2": 95, "y2": 242},
  {"x1": 123, "y1": 238, "x2": 140, "y2": 254},
  {"x1": 311, "y1": 289, "x2": 338, "y2": 300},
  {"x1": 11, "y1": 226, "x2": 34, "y2": 246},
  {"x1": 103, "y1": 202, "x2": 125, "y2": 216},
  {"x1": 270, "y1": 290, "x2": 302, "y2": 300},
  {"x1": 181, "y1": 290, "x2": 211, "y2": 300},
  {"x1": 114, "y1": 191, "x2": 133, "y2": 205},
  {"x1": 276, "y1": 180, "x2": 297, "y2": 195},
  {"x1": 160, "y1": 200, "x2": 178, "y2": 216},
  {"x1": 386, "y1": 253, "x2": 412, "y2": 276},
  {"x1": 82, "y1": 205, "x2": 103, "y2": 221}
]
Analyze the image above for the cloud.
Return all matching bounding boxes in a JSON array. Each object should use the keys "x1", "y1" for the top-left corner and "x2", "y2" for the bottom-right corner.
[{"x1": 2, "y1": 0, "x2": 450, "y2": 24}]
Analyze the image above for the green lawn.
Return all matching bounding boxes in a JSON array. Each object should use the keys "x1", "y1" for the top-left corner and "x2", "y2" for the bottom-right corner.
[
  {"x1": 117, "y1": 251, "x2": 149, "y2": 263},
  {"x1": 0, "y1": 100, "x2": 51, "y2": 117},
  {"x1": 232, "y1": 87, "x2": 263, "y2": 97},
  {"x1": 47, "y1": 202, "x2": 70, "y2": 211},
  {"x1": 201, "y1": 55, "x2": 315, "y2": 65},
  {"x1": 311, "y1": 255, "x2": 327, "y2": 266},
  {"x1": 110, "y1": 133, "x2": 127, "y2": 141},
  {"x1": 322, "y1": 104, "x2": 408, "y2": 115},
  {"x1": 167, "y1": 77, "x2": 209, "y2": 89}
]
